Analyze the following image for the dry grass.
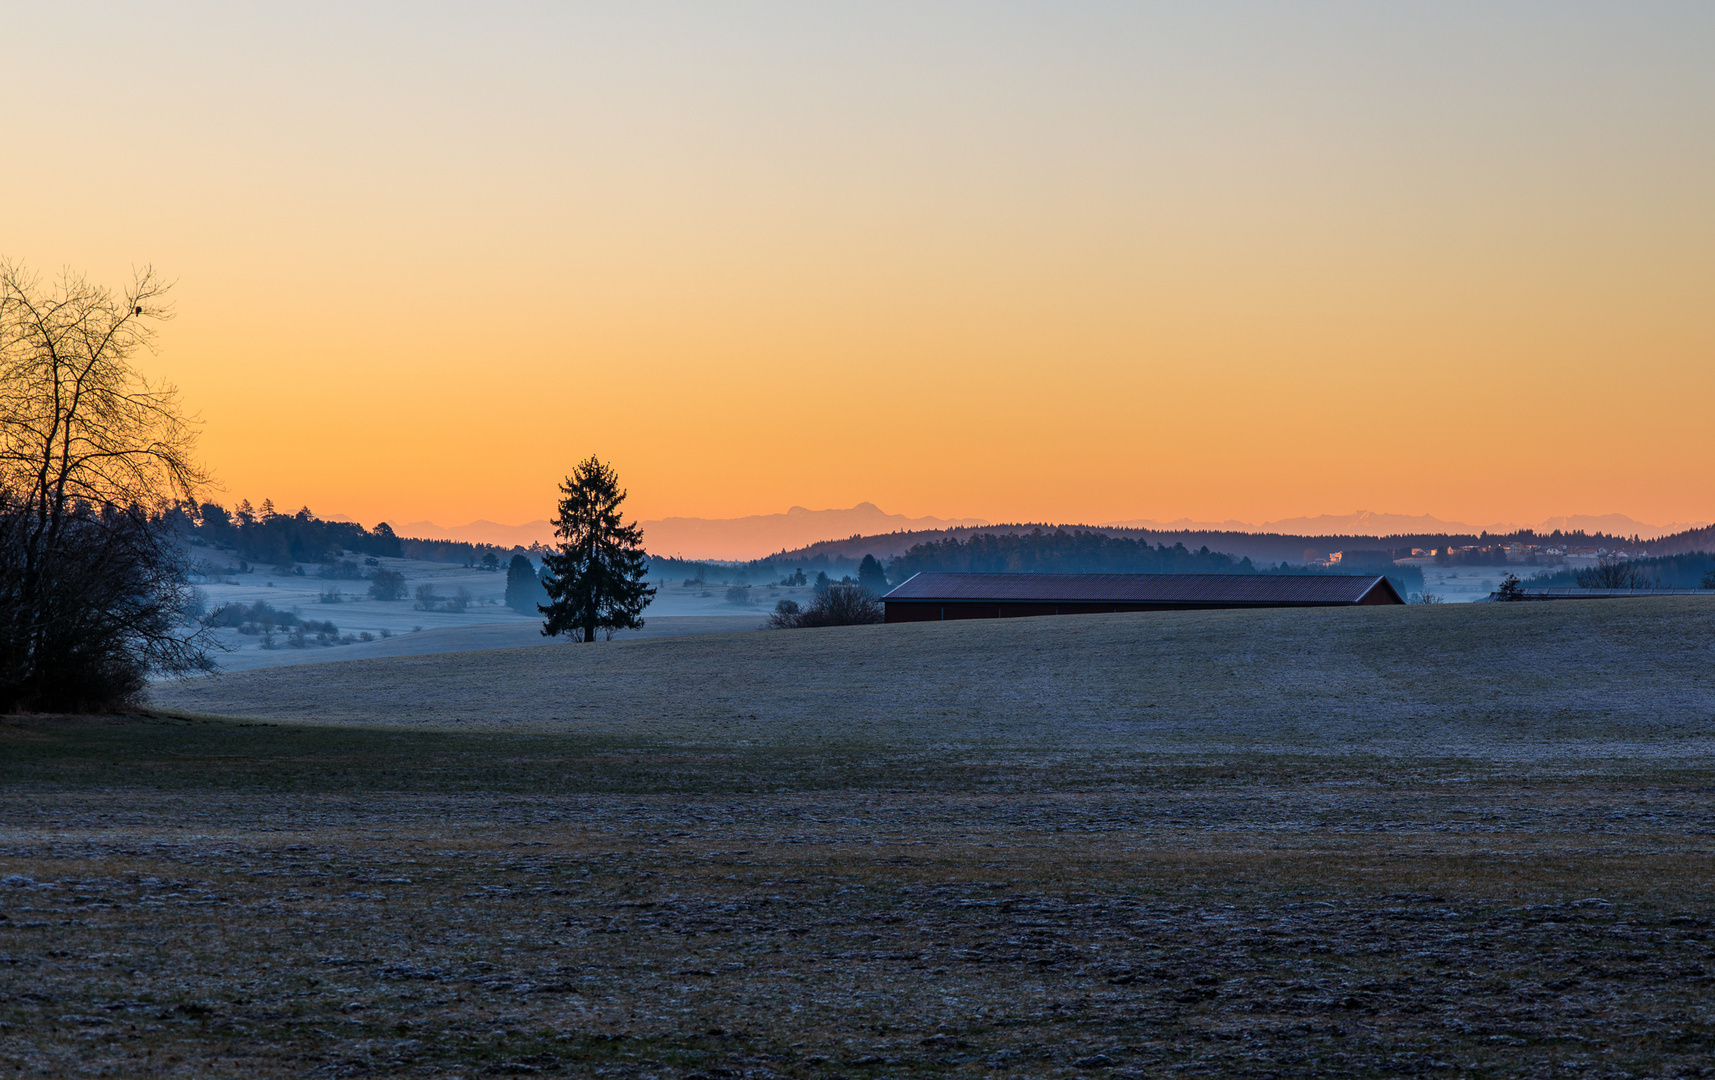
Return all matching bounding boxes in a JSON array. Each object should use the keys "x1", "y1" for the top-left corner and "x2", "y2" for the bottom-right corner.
[{"x1": 4, "y1": 599, "x2": 1715, "y2": 1077}]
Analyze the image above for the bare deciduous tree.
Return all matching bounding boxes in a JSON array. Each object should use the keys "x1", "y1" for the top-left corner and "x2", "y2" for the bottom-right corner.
[
  {"x1": 1574, "y1": 559, "x2": 1651, "y2": 590},
  {"x1": 0, "y1": 261, "x2": 213, "y2": 711}
]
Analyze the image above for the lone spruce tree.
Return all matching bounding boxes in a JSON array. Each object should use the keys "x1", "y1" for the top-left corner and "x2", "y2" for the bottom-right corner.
[{"x1": 539, "y1": 456, "x2": 655, "y2": 641}]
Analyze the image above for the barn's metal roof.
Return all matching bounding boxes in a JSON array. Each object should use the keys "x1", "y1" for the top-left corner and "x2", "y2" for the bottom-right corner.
[{"x1": 883, "y1": 572, "x2": 1400, "y2": 606}]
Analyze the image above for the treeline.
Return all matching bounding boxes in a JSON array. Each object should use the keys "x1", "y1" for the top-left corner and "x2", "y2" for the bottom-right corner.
[
  {"x1": 888, "y1": 529, "x2": 1257, "y2": 578},
  {"x1": 1645, "y1": 524, "x2": 1715, "y2": 557},
  {"x1": 189, "y1": 502, "x2": 544, "y2": 567},
  {"x1": 648, "y1": 529, "x2": 1427, "y2": 597},
  {"x1": 647, "y1": 552, "x2": 863, "y2": 586},
  {"x1": 764, "y1": 523, "x2": 1683, "y2": 572},
  {"x1": 1525, "y1": 554, "x2": 1715, "y2": 590},
  {"x1": 890, "y1": 529, "x2": 1424, "y2": 599},
  {"x1": 398, "y1": 537, "x2": 545, "y2": 565},
  {"x1": 192, "y1": 502, "x2": 402, "y2": 565}
]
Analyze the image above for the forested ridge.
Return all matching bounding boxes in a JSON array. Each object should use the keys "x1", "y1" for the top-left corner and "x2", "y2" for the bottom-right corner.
[
  {"x1": 192, "y1": 504, "x2": 402, "y2": 565},
  {"x1": 888, "y1": 529, "x2": 1254, "y2": 576}
]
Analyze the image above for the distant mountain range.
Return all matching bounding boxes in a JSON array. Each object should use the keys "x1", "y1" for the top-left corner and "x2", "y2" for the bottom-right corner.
[
  {"x1": 1103, "y1": 511, "x2": 1708, "y2": 541},
  {"x1": 383, "y1": 505, "x2": 1708, "y2": 560},
  {"x1": 392, "y1": 518, "x2": 557, "y2": 548}
]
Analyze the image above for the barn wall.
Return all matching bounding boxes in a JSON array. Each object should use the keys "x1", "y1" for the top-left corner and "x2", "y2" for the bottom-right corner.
[{"x1": 1358, "y1": 583, "x2": 1406, "y2": 605}]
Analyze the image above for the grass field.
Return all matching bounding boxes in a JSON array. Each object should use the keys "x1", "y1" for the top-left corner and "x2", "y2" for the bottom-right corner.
[{"x1": 5, "y1": 599, "x2": 1715, "y2": 1077}]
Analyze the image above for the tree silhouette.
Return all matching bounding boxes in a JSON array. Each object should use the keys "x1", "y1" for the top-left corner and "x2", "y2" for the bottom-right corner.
[
  {"x1": 857, "y1": 554, "x2": 889, "y2": 596},
  {"x1": 366, "y1": 569, "x2": 407, "y2": 601},
  {"x1": 0, "y1": 262, "x2": 213, "y2": 711},
  {"x1": 504, "y1": 554, "x2": 540, "y2": 613},
  {"x1": 1495, "y1": 574, "x2": 1527, "y2": 601},
  {"x1": 539, "y1": 456, "x2": 655, "y2": 642}
]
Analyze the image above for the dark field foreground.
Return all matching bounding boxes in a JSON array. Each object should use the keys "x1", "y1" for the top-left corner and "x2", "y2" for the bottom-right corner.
[{"x1": 5, "y1": 599, "x2": 1715, "y2": 1077}]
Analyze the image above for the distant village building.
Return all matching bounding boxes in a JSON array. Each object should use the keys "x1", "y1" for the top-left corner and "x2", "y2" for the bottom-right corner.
[
  {"x1": 882, "y1": 572, "x2": 1404, "y2": 623},
  {"x1": 1332, "y1": 550, "x2": 1396, "y2": 572}
]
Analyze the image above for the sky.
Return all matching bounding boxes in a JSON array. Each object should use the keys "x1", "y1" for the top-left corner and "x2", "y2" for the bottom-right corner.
[{"x1": 5, "y1": 2, "x2": 1713, "y2": 530}]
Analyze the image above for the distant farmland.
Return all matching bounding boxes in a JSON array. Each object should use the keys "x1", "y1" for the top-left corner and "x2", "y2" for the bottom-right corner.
[{"x1": 4, "y1": 599, "x2": 1714, "y2": 1077}]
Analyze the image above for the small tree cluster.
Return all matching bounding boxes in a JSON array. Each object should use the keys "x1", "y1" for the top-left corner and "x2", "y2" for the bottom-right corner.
[
  {"x1": 207, "y1": 601, "x2": 337, "y2": 637},
  {"x1": 1575, "y1": 559, "x2": 1652, "y2": 590}
]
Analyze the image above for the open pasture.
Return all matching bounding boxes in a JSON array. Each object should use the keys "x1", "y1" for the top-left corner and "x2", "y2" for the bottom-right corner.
[{"x1": 4, "y1": 599, "x2": 1715, "y2": 1077}]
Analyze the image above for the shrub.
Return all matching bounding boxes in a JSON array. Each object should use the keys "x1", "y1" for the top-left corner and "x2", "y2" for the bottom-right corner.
[
  {"x1": 1495, "y1": 574, "x2": 1527, "y2": 601},
  {"x1": 768, "y1": 585, "x2": 884, "y2": 628},
  {"x1": 367, "y1": 569, "x2": 407, "y2": 601},
  {"x1": 319, "y1": 588, "x2": 343, "y2": 604},
  {"x1": 725, "y1": 585, "x2": 751, "y2": 606},
  {"x1": 414, "y1": 584, "x2": 440, "y2": 611},
  {"x1": 767, "y1": 599, "x2": 802, "y2": 628}
]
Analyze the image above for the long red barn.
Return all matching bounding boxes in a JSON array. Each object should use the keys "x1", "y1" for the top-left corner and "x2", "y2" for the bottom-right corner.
[{"x1": 881, "y1": 571, "x2": 1404, "y2": 622}]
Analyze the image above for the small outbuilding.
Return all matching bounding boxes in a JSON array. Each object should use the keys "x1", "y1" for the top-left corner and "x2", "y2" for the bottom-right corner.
[{"x1": 882, "y1": 572, "x2": 1405, "y2": 623}]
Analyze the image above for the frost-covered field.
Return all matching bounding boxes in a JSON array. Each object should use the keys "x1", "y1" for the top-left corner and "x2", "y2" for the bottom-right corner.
[{"x1": 7, "y1": 598, "x2": 1715, "y2": 1077}]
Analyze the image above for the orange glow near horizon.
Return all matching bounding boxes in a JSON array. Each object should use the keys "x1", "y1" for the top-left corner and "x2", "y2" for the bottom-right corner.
[{"x1": 6, "y1": 4, "x2": 1713, "y2": 534}]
